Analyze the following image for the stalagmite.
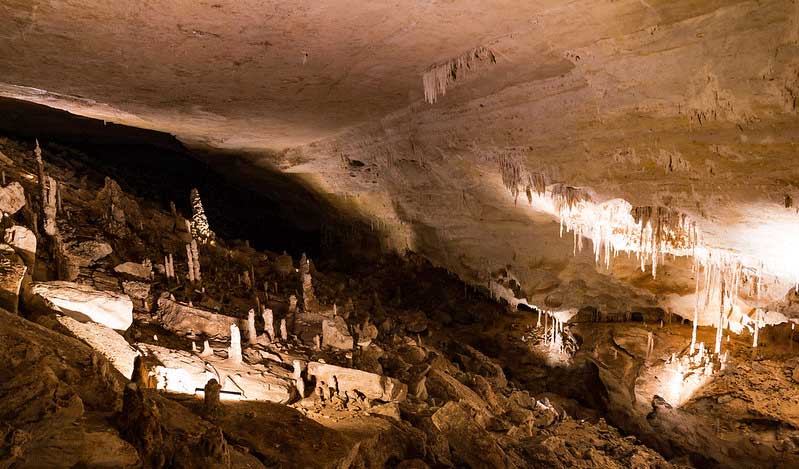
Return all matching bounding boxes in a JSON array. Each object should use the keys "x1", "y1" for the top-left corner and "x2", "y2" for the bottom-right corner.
[
  {"x1": 186, "y1": 244, "x2": 195, "y2": 283},
  {"x1": 189, "y1": 188, "x2": 215, "y2": 243},
  {"x1": 203, "y1": 378, "x2": 222, "y2": 415},
  {"x1": 299, "y1": 254, "x2": 318, "y2": 313},
  {"x1": 752, "y1": 309, "x2": 760, "y2": 348},
  {"x1": 228, "y1": 324, "x2": 242, "y2": 365},
  {"x1": 715, "y1": 280, "x2": 725, "y2": 355},
  {"x1": 164, "y1": 254, "x2": 175, "y2": 279},
  {"x1": 279, "y1": 318, "x2": 287, "y2": 341},
  {"x1": 262, "y1": 308, "x2": 274, "y2": 341},
  {"x1": 201, "y1": 340, "x2": 213, "y2": 357},
  {"x1": 42, "y1": 176, "x2": 58, "y2": 236},
  {"x1": 190, "y1": 239, "x2": 201, "y2": 282},
  {"x1": 293, "y1": 360, "x2": 305, "y2": 398},
  {"x1": 247, "y1": 309, "x2": 257, "y2": 343}
]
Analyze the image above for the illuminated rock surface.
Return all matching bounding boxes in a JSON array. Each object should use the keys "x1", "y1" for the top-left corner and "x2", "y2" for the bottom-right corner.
[{"x1": 0, "y1": 2, "x2": 797, "y2": 466}]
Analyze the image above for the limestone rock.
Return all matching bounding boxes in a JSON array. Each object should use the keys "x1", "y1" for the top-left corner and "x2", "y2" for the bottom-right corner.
[
  {"x1": 0, "y1": 181, "x2": 25, "y2": 215},
  {"x1": 307, "y1": 361, "x2": 407, "y2": 402},
  {"x1": 156, "y1": 293, "x2": 237, "y2": 339},
  {"x1": 322, "y1": 315, "x2": 354, "y2": 350},
  {"x1": 139, "y1": 343, "x2": 293, "y2": 403},
  {"x1": 60, "y1": 240, "x2": 113, "y2": 281},
  {"x1": 0, "y1": 244, "x2": 26, "y2": 314},
  {"x1": 114, "y1": 261, "x2": 152, "y2": 279},
  {"x1": 24, "y1": 281, "x2": 133, "y2": 330},
  {"x1": 122, "y1": 280, "x2": 151, "y2": 310},
  {"x1": 426, "y1": 368, "x2": 489, "y2": 414},
  {"x1": 431, "y1": 401, "x2": 511, "y2": 468},
  {"x1": 57, "y1": 315, "x2": 140, "y2": 379},
  {"x1": 4, "y1": 225, "x2": 36, "y2": 270}
]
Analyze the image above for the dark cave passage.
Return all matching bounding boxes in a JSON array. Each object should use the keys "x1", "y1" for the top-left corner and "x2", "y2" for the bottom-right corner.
[{"x1": 0, "y1": 97, "x2": 373, "y2": 260}]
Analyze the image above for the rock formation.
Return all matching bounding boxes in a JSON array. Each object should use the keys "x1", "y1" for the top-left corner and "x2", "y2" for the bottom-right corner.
[{"x1": 189, "y1": 188, "x2": 214, "y2": 244}]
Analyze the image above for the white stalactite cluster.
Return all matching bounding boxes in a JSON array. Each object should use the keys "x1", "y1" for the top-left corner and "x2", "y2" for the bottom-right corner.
[
  {"x1": 422, "y1": 46, "x2": 496, "y2": 104},
  {"x1": 189, "y1": 188, "x2": 215, "y2": 244}
]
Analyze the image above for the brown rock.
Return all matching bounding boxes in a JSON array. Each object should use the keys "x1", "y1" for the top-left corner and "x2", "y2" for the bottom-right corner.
[
  {"x1": 431, "y1": 401, "x2": 512, "y2": 468},
  {"x1": 307, "y1": 361, "x2": 407, "y2": 402},
  {"x1": 156, "y1": 293, "x2": 237, "y2": 339},
  {"x1": 0, "y1": 244, "x2": 26, "y2": 313},
  {"x1": 0, "y1": 182, "x2": 25, "y2": 216},
  {"x1": 24, "y1": 281, "x2": 133, "y2": 330}
]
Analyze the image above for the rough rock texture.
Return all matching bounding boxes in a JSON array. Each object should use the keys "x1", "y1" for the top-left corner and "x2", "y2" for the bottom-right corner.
[
  {"x1": 59, "y1": 240, "x2": 113, "y2": 282},
  {"x1": 0, "y1": 244, "x2": 26, "y2": 314},
  {"x1": 2, "y1": 1, "x2": 797, "y2": 326},
  {"x1": 138, "y1": 343, "x2": 294, "y2": 403},
  {"x1": 307, "y1": 361, "x2": 408, "y2": 402},
  {"x1": 322, "y1": 315, "x2": 354, "y2": 351},
  {"x1": 432, "y1": 400, "x2": 512, "y2": 468},
  {"x1": 114, "y1": 262, "x2": 152, "y2": 280},
  {"x1": 4, "y1": 225, "x2": 36, "y2": 270},
  {"x1": 156, "y1": 293, "x2": 237, "y2": 339},
  {"x1": 24, "y1": 281, "x2": 133, "y2": 330},
  {"x1": 0, "y1": 308, "x2": 139, "y2": 468},
  {"x1": 57, "y1": 315, "x2": 140, "y2": 379},
  {"x1": 0, "y1": 181, "x2": 25, "y2": 215}
]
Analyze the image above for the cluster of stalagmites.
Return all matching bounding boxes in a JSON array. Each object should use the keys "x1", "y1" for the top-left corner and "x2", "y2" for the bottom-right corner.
[{"x1": 0, "y1": 136, "x2": 701, "y2": 468}]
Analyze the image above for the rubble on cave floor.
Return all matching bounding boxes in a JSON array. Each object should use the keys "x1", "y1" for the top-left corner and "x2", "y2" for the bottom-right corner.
[{"x1": 0, "y1": 134, "x2": 796, "y2": 468}]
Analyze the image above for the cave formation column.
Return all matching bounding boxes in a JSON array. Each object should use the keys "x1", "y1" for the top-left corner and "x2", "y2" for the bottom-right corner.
[
  {"x1": 752, "y1": 309, "x2": 761, "y2": 348},
  {"x1": 714, "y1": 280, "x2": 725, "y2": 355}
]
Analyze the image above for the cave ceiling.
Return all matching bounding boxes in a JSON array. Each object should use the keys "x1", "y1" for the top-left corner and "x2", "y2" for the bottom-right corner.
[{"x1": 2, "y1": 0, "x2": 799, "y2": 326}]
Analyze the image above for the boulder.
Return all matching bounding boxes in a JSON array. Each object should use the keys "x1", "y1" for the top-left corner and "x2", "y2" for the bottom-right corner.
[
  {"x1": 122, "y1": 281, "x2": 151, "y2": 310},
  {"x1": 24, "y1": 281, "x2": 133, "y2": 330},
  {"x1": 57, "y1": 315, "x2": 140, "y2": 379},
  {"x1": 138, "y1": 343, "x2": 294, "y2": 403},
  {"x1": 60, "y1": 240, "x2": 113, "y2": 281},
  {"x1": 321, "y1": 315, "x2": 353, "y2": 350},
  {"x1": 431, "y1": 401, "x2": 511, "y2": 468},
  {"x1": 0, "y1": 182, "x2": 25, "y2": 215},
  {"x1": 307, "y1": 361, "x2": 407, "y2": 402},
  {"x1": 0, "y1": 244, "x2": 27, "y2": 313},
  {"x1": 426, "y1": 368, "x2": 489, "y2": 413},
  {"x1": 4, "y1": 225, "x2": 36, "y2": 270},
  {"x1": 157, "y1": 293, "x2": 237, "y2": 339},
  {"x1": 447, "y1": 342, "x2": 507, "y2": 389},
  {"x1": 114, "y1": 262, "x2": 152, "y2": 279}
]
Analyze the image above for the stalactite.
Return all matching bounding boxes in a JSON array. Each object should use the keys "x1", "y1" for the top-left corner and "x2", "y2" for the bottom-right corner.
[{"x1": 422, "y1": 46, "x2": 496, "y2": 104}]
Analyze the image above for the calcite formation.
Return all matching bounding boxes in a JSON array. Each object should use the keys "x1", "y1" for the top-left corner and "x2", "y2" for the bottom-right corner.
[
  {"x1": 306, "y1": 361, "x2": 407, "y2": 402},
  {"x1": 156, "y1": 293, "x2": 237, "y2": 339},
  {"x1": 0, "y1": 3, "x2": 798, "y2": 466},
  {"x1": 25, "y1": 281, "x2": 133, "y2": 330}
]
